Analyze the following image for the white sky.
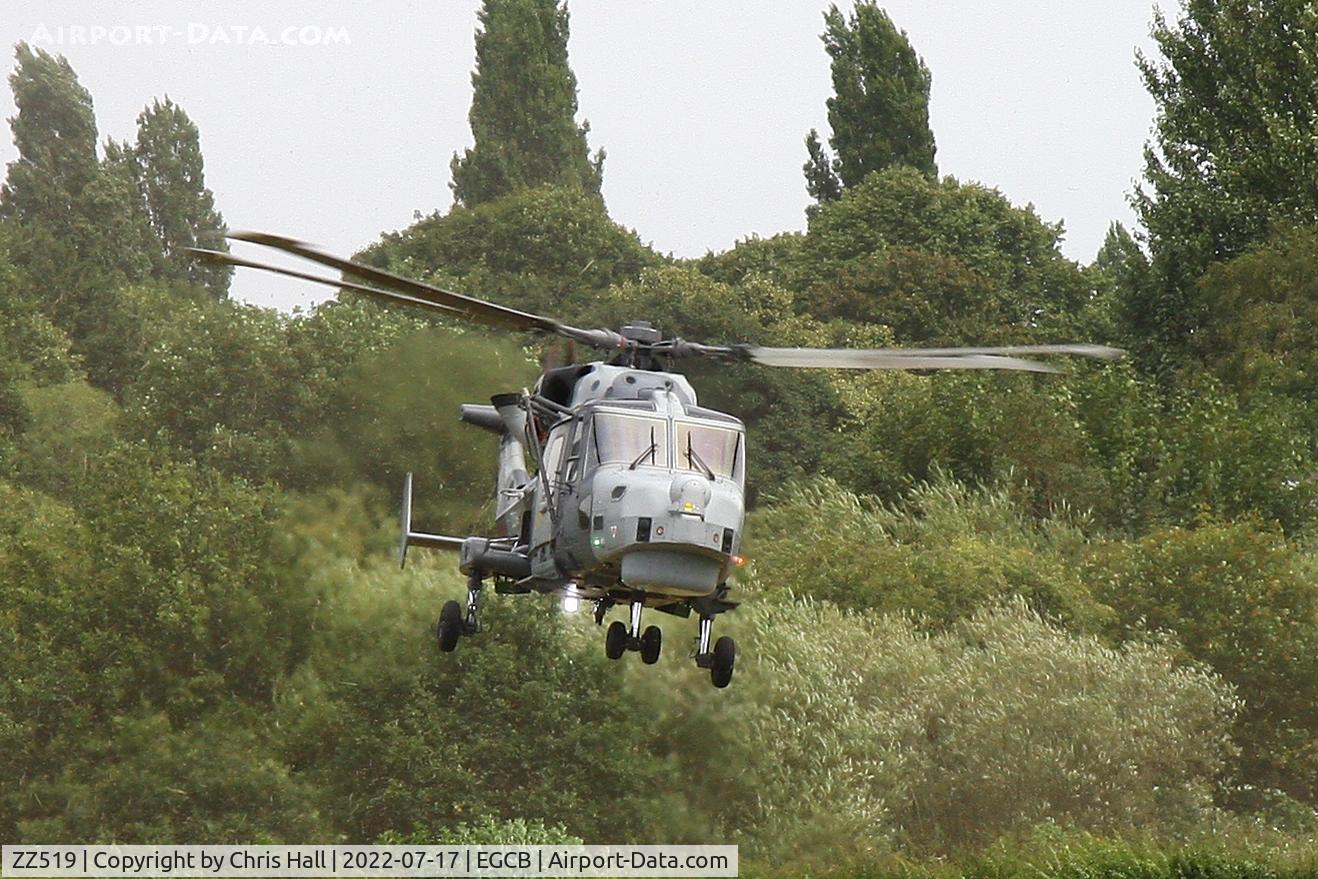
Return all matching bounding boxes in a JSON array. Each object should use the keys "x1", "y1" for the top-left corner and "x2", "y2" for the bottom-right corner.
[{"x1": 1, "y1": 1, "x2": 1162, "y2": 312}]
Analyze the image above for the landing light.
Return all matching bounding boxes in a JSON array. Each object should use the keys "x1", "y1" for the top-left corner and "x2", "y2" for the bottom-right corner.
[
  {"x1": 561, "y1": 584, "x2": 581, "y2": 614},
  {"x1": 732, "y1": 555, "x2": 746, "y2": 567}
]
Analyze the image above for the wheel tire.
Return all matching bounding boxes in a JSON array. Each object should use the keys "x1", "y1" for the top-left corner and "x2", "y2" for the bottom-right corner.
[
  {"x1": 605, "y1": 620, "x2": 629, "y2": 660},
  {"x1": 711, "y1": 636, "x2": 736, "y2": 688},
  {"x1": 640, "y1": 625, "x2": 662, "y2": 665},
  {"x1": 437, "y1": 600, "x2": 462, "y2": 653}
]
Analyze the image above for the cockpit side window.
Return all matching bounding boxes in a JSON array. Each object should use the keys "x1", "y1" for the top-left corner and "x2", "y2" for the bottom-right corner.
[
  {"x1": 594, "y1": 412, "x2": 670, "y2": 468},
  {"x1": 676, "y1": 421, "x2": 743, "y2": 484},
  {"x1": 542, "y1": 428, "x2": 568, "y2": 482}
]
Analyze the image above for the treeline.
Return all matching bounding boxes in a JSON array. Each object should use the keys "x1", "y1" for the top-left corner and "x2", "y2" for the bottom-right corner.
[{"x1": 0, "y1": 0, "x2": 1317, "y2": 875}]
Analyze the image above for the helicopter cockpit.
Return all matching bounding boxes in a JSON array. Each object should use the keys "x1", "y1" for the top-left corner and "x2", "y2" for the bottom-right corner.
[{"x1": 592, "y1": 409, "x2": 745, "y2": 487}]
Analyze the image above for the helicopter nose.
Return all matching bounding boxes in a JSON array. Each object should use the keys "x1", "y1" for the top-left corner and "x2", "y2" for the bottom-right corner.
[{"x1": 670, "y1": 473, "x2": 712, "y2": 517}]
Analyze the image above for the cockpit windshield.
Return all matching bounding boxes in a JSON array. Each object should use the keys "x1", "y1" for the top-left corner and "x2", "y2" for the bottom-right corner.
[
  {"x1": 677, "y1": 421, "x2": 742, "y2": 481},
  {"x1": 594, "y1": 412, "x2": 669, "y2": 468}
]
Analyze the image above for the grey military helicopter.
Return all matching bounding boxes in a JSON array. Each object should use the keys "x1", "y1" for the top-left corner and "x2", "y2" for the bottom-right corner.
[{"x1": 194, "y1": 233, "x2": 1122, "y2": 688}]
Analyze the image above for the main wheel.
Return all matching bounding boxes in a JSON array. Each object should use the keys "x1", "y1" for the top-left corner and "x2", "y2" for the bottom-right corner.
[
  {"x1": 437, "y1": 600, "x2": 463, "y2": 653},
  {"x1": 605, "y1": 620, "x2": 628, "y2": 660},
  {"x1": 711, "y1": 636, "x2": 736, "y2": 688},
  {"x1": 640, "y1": 625, "x2": 662, "y2": 665}
]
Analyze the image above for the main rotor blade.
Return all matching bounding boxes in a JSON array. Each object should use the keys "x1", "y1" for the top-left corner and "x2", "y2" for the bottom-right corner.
[
  {"x1": 188, "y1": 248, "x2": 464, "y2": 317},
  {"x1": 227, "y1": 231, "x2": 582, "y2": 337},
  {"x1": 741, "y1": 347, "x2": 1062, "y2": 373},
  {"x1": 864, "y1": 343, "x2": 1126, "y2": 360}
]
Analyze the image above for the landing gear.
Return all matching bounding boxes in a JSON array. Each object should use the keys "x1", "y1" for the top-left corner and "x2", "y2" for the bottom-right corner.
[
  {"x1": 605, "y1": 620, "x2": 628, "y2": 660},
  {"x1": 711, "y1": 636, "x2": 736, "y2": 688},
  {"x1": 694, "y1": 614, "x2": 736, "y2": 688},
  {"x1": 465, "y1": 572, "x2": 483, "y2": 633},
  {"x1": 640, "y1": 626, "x2": 662, "y2": 665},
  {"x1": 437, "y1": 600, "x2": 462, "y2": 652},
  {"x1": 601, "y1": 595, "x2": 663, "y2": 664},
  {"x1": 436, "y1": 572, "x2": 484, "y2": 654}
]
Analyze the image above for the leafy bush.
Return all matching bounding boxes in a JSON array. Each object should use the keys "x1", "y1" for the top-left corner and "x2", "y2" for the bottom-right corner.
[
  {"x1": 744, "y1": 477, "x2": 1108, "y2": 631},
  {"x1": 271, "y1": 523, "x2": 665, "y2": 843},
  {"x1": 1089, "y1": 522, "x2": 1318, "y2": 807},
  {"x1": 380, "y1": 815, "x2": 580, "y2": 845},
  {"x1": 645, "y1": 600, "x2": 1237, "y2": 859}
]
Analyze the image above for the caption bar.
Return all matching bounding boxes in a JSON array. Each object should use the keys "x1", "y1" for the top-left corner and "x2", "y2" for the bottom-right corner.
[{"x1": 2, "y1": 845, "x2": 738, "y2": 877}]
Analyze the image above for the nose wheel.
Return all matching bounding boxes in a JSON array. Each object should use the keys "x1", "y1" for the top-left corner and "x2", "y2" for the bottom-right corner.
[
  {"x1": 436, "y1": 573, "x2": 484, "y2": 653},
  {"x1": 601, "y1": 596, "x2": 664, "y2": 664}
]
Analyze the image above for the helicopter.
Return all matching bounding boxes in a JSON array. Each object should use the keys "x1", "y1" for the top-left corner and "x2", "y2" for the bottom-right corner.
[{"x1": 193, "y1": 232, "x2": 1123, "y2": 688}]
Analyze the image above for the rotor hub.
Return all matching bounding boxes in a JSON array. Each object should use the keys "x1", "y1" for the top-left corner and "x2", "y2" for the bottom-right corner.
[{"x1": 619, "y1": 321, "x2": 662, "y2": 345}]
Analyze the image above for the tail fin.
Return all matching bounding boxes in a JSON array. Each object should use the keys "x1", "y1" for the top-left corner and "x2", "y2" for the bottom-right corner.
[{"x1": 398, "y1": 472, "x2": 465, "y2": 568}]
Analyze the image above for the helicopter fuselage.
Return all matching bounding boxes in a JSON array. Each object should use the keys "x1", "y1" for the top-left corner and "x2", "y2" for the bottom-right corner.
[{"x1": 459, "y1": 362, "x2": 745, "y2": 614}]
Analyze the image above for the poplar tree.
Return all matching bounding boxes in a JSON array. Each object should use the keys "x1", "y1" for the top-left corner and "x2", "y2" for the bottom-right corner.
[
  {"x1": 804, "y1": 2, "x2": 937, "y2": 205},
  {"x1": 0, "y1": 43, "x2": 99, "y2": 227},
  {"x1": 0, "y1": 44, "x2": 155, "y2": 384},
  {"x1": 131, "y1": 98, "x2": 231, "y2": 298},
  {"x1": 450, "y1": 0, "x2": 604, "y2": 206}
]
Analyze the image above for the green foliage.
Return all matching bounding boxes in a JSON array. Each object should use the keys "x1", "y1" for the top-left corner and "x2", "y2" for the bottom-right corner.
[
  {"x1": 819, "y1": 367, "x2": 1118, "y2": 522},
  {"x1": 800, "y1": 167, "x2": 1089, "y2": 339},
  {"x1": 272, "y1": 532, "x2": 663, "y2": 842},
  {"x1": 2, "y1": 13, "x2": 1318, "y2": 869},
  {"x1": 19, "y1": 710, "x2": 327, "y2": 843},
  {"x1": 290, "y1": 324, "x2": 539, "y2": 532},
  {"x1": 811, "y1": 247, "x2": 1000, "y2": 344},
  {"x1": 693, "y1": 232, "x2": 806, "y2": 290},
  {"x1": 804, "y1": 129, "x2": 843, "y2": 205},
  {"x1": 450, "y1": 0, "x2": 603, "y2": 205},
  {"x1": 380, "y1": 815, "x2": 580, "y2": 845},
  {"x1": 12, "y1": 381, "x2": 118, "y2": 499},
  {"x1": 1135, "y1": 0, "x2": 1318, "y2": 366},
  {"x1": 0, "y1": 447, "x2": 309, "y2": 839},
  {"x1": 1089, "y1": 523, "x2": 1318, "y2": 807},
  {"x1": 1087, "y1": 221, "x2": 1149, "y2": 348},
  {"x1": 648, "y1": 600, "x2": 1236, "y2": 859},
  {"x1": 1160, "y1": 386, "x2": 1315, "y2": 533},
  {"x1": 128, "y1": 98, "x2": 231, "y2": 298},
  {"x1": 360, "y1": 185, "x2": 659, "y2": 317},
  {"x1": 1192, "y1": 229, "x2": 1318, "y2": 426},
  {"x1": 744, "y1": 477, "x2": 1108, "y2": 630},
  {"x1": 0, "y1": 222, "x2": 78, "y2": 385},
  {"x1": 0, "y1": 45, "x2": 156, "y2": 382},
  {"x1": 804, "y1": 2, "x2": 937, "y2": 206},
  {"x1": 589, "y1": 265, "x2": 873, "y2": 500},
  {"x1": 0, "y1": 44, "x2": 99, "y2": 225}
]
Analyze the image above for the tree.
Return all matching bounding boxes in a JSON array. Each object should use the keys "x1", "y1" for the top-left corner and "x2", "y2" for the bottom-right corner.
[
  {"x1": 129, "y1": 98, "x2": 231, "y2": 298},
  {"x1": 800, "y1": 166, "x2": 1089, "y2": 339},
  {"x1": 803, "y1": 130, "x2": 843, "y2": 206},
  {"x1": 1134, "y1": 0, "x2": 1318, "y2": 366},
  {"x1": 803, "y1": 3, "x2": 936, "y2": 206},
  {"x1": 0, "y1": 44, "x2": 155, "y2": 378},
  {"x1": 450, "y1": 0, "x2": 604, "y2": 206},
  {"x1": 360, "y1": 186, "x2": 656, "y2": 317},
  {"x1": 0, "y1": 45, "x2": 99, "y2": 227}
]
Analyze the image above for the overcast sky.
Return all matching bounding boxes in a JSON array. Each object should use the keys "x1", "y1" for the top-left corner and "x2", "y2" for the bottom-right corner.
[{"x1": 2, "y1": 1, "x2": 1164, "y2": 311}]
